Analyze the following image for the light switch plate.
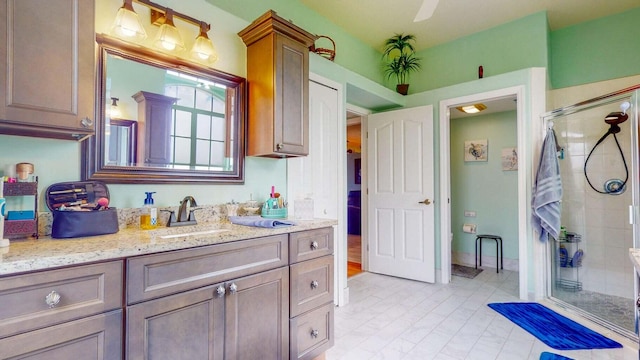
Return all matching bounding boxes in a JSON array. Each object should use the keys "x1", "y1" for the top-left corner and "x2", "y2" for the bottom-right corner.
[{"x1": 464, "y1": 210, "x2": 476, "y2": 217}]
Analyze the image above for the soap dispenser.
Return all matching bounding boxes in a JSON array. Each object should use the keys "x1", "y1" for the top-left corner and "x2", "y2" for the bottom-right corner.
[{"x1": 140, "y1": 191, "x2": 157, "y2": 230}]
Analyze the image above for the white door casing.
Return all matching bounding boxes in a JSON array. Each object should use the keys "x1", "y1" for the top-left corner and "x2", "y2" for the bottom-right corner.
[
  {"x1": 287, "y1": 74, "x2": 347, "y2": 306},
  {"x1": 367, "y1": 105, "x2": 435, "y2": 283}
]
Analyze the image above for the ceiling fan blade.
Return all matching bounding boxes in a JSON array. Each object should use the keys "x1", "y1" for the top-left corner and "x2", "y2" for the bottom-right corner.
[{"x1": 414, "y1": 0, "x2": 440, "y2": 22}]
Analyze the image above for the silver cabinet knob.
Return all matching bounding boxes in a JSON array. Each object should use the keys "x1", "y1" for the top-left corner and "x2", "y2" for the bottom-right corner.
[
  {"x1": 216, "y1": 285, "x2": 226, "y2": 297},
  {"x1": 310, "y1": 241, "x2": 319, "y2": 250},
  {"x1": 45, "y1": 291, "x2": 61, "y2": 308},
  {"x1": 80, "y1": 117, "x2": 93, "y2": 128},
  {"x1": 310, "y1": 329, "x2": 319, "y2": 338},
  {"x1": 276, "y1": 143, "x2": 284, "y2": 151},
  {"x1": 229, "y1": 283, "x2": 238, "y2": 293},
  {"x1": 310, "y1": 280, "x2": 319, "y2": 289}
]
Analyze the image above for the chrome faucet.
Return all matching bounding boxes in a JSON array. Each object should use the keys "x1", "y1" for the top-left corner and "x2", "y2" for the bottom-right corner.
[{"x1": 167, "y1": 196, "x2": 198, "y2": 227}]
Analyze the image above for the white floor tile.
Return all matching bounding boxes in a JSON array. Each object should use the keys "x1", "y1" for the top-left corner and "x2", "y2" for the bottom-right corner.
[{"x1": 325, "y1": 271, "x2": 639, "y2": 360}]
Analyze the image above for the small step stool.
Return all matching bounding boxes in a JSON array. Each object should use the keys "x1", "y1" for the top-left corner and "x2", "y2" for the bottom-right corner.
[{"x1": 475, "y1": 234, "x2": 503, "y2": 273}]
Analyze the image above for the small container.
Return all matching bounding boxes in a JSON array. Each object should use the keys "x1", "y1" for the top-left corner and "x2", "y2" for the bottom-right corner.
[
  {"x1": 140, "y1": 192, "x2": 158, "y2": 230},
  {"x1": 15, "y1": 163, "x2": 34, "y2": 182}
]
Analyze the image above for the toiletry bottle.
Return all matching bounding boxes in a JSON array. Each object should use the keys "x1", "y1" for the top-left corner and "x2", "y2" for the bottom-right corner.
[{"x1": 140, "y1": 192, "x2": 157, "y2": 230}]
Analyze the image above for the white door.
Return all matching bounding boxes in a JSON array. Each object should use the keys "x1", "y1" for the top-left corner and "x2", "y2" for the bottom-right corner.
[{"x1": 367, "y1": 105, "x2": 435, "y2": 282}]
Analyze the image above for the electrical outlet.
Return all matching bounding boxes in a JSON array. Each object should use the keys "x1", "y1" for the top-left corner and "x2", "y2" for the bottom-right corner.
[{"x1": 464, "y1": 210, "x2": 476, "y2": 217}]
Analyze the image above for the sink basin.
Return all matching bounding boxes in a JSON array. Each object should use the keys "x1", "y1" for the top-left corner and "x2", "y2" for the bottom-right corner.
[{"x1": 159, "y1": 228, "x2": 231, "y2": 239}]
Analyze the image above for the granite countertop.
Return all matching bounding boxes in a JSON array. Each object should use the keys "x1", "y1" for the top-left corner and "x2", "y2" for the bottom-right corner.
[
  {"x1": 629, "y1": 248, "x2": 640, "y2": 274},
  {"x1": 0, "y1": 219, "x2": 337, "y2": 276}
]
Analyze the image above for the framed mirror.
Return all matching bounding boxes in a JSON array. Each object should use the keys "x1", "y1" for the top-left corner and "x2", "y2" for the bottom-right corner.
[{"x1": 82, "y1": 34, "x2": 246, "y2": 184}]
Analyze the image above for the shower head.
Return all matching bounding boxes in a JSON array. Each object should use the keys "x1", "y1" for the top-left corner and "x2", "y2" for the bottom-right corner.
[{"x1": 604, "y1": 111, "x2": 628, "y2": 126}]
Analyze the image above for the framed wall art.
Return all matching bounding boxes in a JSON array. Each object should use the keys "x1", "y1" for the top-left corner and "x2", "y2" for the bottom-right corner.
[{"x1": 464, "y1": 139, "x2": 488, "y2": 162}]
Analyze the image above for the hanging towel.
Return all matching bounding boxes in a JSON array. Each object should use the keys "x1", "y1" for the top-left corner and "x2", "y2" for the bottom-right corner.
[
  {"x1": 229, "y1": 216, "x2": 296, "y2": 228},
  {"x1": 532, "y1": 128, "x2": 563, "y2": 241}
]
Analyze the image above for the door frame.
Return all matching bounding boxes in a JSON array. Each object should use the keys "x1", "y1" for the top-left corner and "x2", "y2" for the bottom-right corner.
[{"x1": 439, "y1": 86, "x2": 529, "y2": 299}]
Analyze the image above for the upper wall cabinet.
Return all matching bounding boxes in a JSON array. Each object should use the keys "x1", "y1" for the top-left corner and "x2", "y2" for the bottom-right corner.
[
  {"x1": 239, "y1": 11, "x2": 317, "y2": 158},
  {"x1": 0, "y1": 0, "x2": 95, "y2": 141}
]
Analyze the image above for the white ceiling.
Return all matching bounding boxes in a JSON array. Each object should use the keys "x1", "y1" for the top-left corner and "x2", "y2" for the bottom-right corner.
[{"x1": 298, "y1": 0, "x2": 639, "y2": 51}]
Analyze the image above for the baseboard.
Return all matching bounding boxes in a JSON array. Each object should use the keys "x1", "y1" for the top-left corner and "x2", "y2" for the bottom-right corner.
[{"x1": 452, "y1": 251, "x2": 519, "y2": 272}]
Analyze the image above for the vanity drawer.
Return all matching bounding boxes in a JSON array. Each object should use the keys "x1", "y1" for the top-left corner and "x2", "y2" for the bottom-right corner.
[
  {"x1": 0, "y1": 261, "x2": 123, "y2": 339},
  {"x1": 290, "y1": 302, "x2": 334, "y2": 360},
  {"x1": 290, "y1": 255, "x2": 334, "y2": 317},
  {"x1": 127, "y1": 234, "x2": 288, "y2": 304},
  {"x1": 290, "y1": 227, "x2": 333, "y2": 264}
]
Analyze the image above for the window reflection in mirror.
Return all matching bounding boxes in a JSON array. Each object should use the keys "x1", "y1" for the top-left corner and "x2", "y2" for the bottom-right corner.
[{"x1": 82, "y1": 34, "x2": 246, "y2": 184}]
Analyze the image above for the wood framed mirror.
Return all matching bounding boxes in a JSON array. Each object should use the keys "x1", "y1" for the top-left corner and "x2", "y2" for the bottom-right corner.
[{"x1": 82, "y1": 34, "x2": 246, "y2": 184}]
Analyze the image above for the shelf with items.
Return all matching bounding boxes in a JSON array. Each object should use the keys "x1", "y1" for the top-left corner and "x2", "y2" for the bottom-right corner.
[
  {"x1": 3, "y1": 178, "x2": 38, "y2": 239},
  {"x1": 555, "y1": 232, "x2": 583, "y2": 291}
]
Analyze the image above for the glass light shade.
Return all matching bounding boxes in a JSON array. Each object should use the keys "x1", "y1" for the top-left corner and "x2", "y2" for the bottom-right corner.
[
  {"x1": 154, "y1": 13, "x2": 184, "y2": 52},
  {"x1": 108, "y1": 97, "x2": 121, "y2": 119},
  {"x1": 191, "y1": 33, "x2": 218, "y2": 63},
  {"x1": 111, "y1": 3, "x2": 147, "y2": 40}
]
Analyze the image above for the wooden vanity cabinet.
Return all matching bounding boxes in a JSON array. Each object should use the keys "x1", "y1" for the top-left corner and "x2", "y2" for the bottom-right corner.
[
  {"x1": 239, "y1": 10, "x2": 317, "y2": 158},
  {"x1": 289, "y1": 227, "x2": 335, "y2": 360},
  {"x1": 126, "y1": 234, "x2": 290, "y2": 360},
  {"x1": 0, "y1": 0, "x2": 95, "y2": 140},
  {"x1": 0, "y1": 261, "x2": 124, "y2": 359}
]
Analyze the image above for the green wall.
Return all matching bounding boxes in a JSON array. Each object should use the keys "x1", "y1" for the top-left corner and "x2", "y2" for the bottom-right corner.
[
  {"x1": 411, "y1": 12, "x2": 549, "y2": 93},
  {"x1": 550, "y1": 7, "x2": 640, "y2": 89},
  {"x1": 450, "y1": 111, "x2": 518, "y2": 260}
]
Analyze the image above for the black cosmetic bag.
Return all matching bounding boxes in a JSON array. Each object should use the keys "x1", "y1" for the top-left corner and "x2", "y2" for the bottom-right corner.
[{"x1": 45, "y1": 181, "x2": 119, "y2": 239}]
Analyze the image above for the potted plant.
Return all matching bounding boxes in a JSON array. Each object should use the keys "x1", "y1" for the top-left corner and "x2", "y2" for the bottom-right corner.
[{"x1": 382, "y1": 34, "x2": 421, "y2": 95}]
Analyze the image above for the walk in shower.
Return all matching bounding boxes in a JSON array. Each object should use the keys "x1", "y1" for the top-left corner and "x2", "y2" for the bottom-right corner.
[{"x1": 542, "y1": 86, "x2": 640, "y2": 340}]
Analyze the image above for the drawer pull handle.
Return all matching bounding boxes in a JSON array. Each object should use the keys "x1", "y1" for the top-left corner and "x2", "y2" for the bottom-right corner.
[
  {"x1": 45, "y1": 291, "x2": 61, "y2": 308},
  {"x1": 310, "y1": 241, "x2": 319, "y2": 250},
  {"x1": 310, "y1": 329, "x2": 319, "y2": 338},
  {"x1": 229, "y1": 283, "x2": 238, "y2": 293},
  {"x1": 310, "y1": 280, "x2": 319, "y2": 289},
  {"x1": 216, "y1": 285, "x2": 226, "y2": 297}
]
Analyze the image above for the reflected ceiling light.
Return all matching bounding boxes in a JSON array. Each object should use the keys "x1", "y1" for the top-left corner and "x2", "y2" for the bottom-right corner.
[
  {"x1": 456, "y1": 103, "x2": 487, "y2": 114},
  {"x1": 111, "y1": 0, "x2": 147, "y2": 40},
  {"x1": 153, "y1": 9, "x2": 185, "y2": 51},
  {"x1": 191, "y1": 22, "x2": 218, "y2": 63},
  {"x1": 109, "y1": 97, "x2": 121, "y2": 119}
]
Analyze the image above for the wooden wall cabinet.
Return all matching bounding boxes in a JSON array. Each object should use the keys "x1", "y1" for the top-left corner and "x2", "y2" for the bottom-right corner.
[
  {"x1": 239, "y1": 11, "x2": 317, "y2": 158},
  {"x1": 0, "y1": 0, "x2": 95, "y2": 141},
  {"x1": 133, "y1": 91, "x2": 178, "y2": 166}
]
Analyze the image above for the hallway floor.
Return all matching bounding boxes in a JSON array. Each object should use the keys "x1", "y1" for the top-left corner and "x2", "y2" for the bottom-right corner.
[{"x1": 326, "y1": 270, "x2": 638, "y2": 360}]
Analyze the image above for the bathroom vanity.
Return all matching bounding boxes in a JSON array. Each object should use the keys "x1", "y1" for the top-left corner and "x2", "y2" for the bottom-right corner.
[{"x1": 0, "y1": 220, "x2": 336, "y2": 359}]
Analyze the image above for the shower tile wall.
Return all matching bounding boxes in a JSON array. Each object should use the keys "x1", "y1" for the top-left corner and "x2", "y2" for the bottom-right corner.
[{"x1": 555, "y1": 102, "x2": 633, "y2": 299}]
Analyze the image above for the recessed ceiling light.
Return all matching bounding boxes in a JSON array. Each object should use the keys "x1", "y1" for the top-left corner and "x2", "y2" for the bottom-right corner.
[{"x1": 456, "y1": 103, "x2": 487, "y2": 114}]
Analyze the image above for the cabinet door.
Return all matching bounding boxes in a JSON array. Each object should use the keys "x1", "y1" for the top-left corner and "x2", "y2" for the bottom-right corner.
[
  {"x1": 126, "y1": 285, "x2": 225, "y2": 360},
  {"x1": 0, "y1": 0, "x2": 95, "y2": 139},
  {"x1": 0, "y1": 310, "x2": 122, "y2": 359},
  {"x1": 225, "y1": 267, "x2": 289, "y2": 360},
  {"x1": 275, "y1": 34, "x2": 309, "y2": 156}
]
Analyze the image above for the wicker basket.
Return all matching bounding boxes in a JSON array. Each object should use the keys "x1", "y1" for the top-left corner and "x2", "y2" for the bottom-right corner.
[{"x1": 310, "y1": 35, "x2": 335, "y2": 62}]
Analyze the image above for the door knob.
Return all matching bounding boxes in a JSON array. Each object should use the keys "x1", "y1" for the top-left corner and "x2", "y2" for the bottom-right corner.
[{"x1": 418, "y1": 199, "x2": 431, "y2": 205}]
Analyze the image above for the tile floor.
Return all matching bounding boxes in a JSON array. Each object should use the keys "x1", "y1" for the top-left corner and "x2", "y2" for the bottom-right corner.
[{"x1": 326, "y1": 270, "x2": 639, "y2": 360}]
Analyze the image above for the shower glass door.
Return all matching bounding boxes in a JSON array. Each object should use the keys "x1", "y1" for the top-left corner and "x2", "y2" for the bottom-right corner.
[{"x1": 544, "y1": 87, "x2": 640, "y2": 340}]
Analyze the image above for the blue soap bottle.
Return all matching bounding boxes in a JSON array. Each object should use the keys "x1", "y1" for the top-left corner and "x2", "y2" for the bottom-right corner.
[{"x1": 140, "y1": 192, "x2": 157, "y2": 230}]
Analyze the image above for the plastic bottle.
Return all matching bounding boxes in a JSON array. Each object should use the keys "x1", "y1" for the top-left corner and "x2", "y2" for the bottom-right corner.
[{"x1": 140, "y1": 192, "x2": 157, "y2": 230}]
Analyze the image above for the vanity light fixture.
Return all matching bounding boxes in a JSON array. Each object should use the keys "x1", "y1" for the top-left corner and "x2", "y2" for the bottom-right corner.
[
  {"x1": 111, "y1": 0, "x2": 217, "y2": 62},
  {"x1": 456, "y1": 103, "x2": 487, "y2": 114},
  {"x1": 111, "y1": 0, "x2": 147, "y2": 40},
  {"x1": 153, "y1": 9, "x2": 185, "y2": 51},
  {"x1": 191, "y1": 22, "x2": 218, "y2": 63}
]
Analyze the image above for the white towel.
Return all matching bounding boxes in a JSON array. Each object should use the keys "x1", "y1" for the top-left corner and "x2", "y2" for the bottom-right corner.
[{"x1": 532, "y1": 128, "x2": 562, "y2": 241}]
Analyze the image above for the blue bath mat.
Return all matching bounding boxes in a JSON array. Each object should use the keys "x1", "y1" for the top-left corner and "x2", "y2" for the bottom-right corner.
[
  {"x1": 540, "y1": 352, "x2": 573, "y2": 360},
  {"x1": 488, "y1": 302, "x2": 622, "y2": 350}
]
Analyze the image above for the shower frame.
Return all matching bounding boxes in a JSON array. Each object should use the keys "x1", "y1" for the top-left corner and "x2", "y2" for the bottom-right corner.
[{"x1": 541, "y1": 84, "x2": 640, "y2": 341}]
